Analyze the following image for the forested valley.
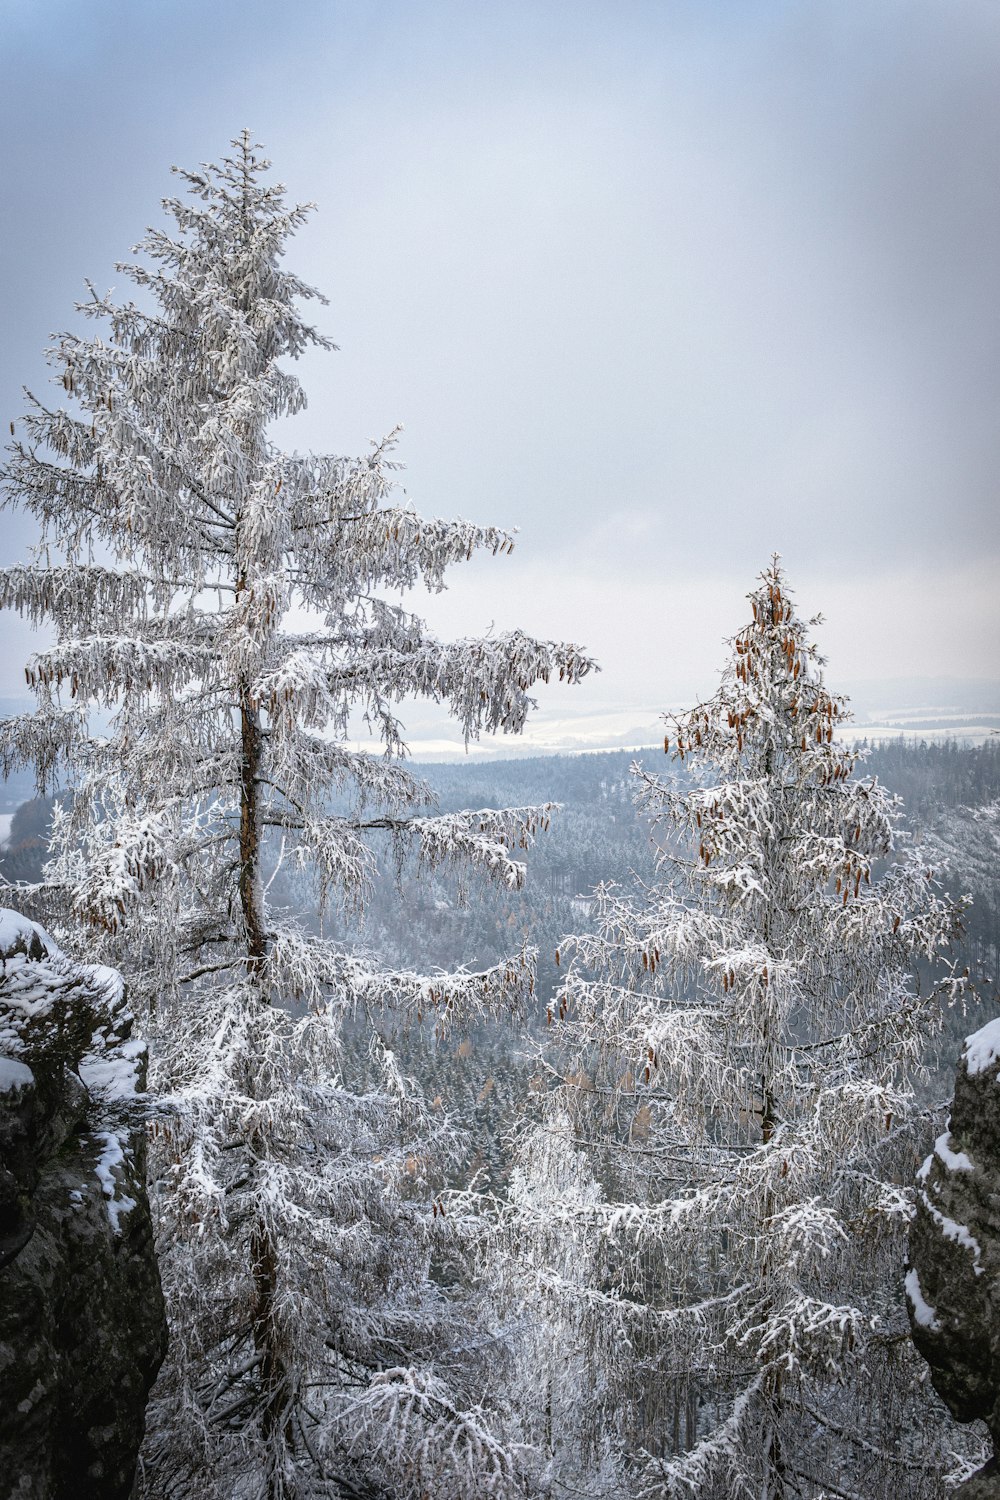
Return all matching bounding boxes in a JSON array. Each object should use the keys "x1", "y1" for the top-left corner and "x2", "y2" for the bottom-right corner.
[
  {"x1": 8, "y1": 736, "x2": 996, "y2": 1014},
  {"x1": 3, "y1": 732, "x2": 998, "y2": 1495}
]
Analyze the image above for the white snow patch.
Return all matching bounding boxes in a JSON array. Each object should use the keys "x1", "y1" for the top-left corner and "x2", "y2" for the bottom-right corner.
[
  {"x1": 92, "y1": 1130, "x2": 137, "y2": 1233},
  {"x1": 933, "y1": 1130, "x2": 974, "y2": 1174},
  {"x1": 79, "y1": 1038, "x2": 145, "y2": 1099},
  {"x1": 0, "y1": 814, "x2": 13, "y2": 847},
  {"x1": 87, "y1": 964, "x2": 126, "y2": 1005},
  {"x1": 0, "y1": 1056, "x2": 33, "y2": 1093},
  {"x1": 0, "y1": 908, "x2": 59, "y2": 958},
  {"x1": 964, "y1": 1016, "x2": 1000, "y2": 1078},
  {"x1": 919, "y1": 1190, "x2": 985, "y2": 1275},
  {"x1": 905, "y1": 1267, "x2": 941, "y2": 1332}
]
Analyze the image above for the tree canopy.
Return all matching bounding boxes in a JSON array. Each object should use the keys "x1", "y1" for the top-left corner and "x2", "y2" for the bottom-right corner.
[{"x1": 0, "y1": 133, "x2": 594, "y2": 1499}]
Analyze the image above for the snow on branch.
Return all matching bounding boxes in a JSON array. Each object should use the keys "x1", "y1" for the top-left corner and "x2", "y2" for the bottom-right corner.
[
  {"x1": 334, "y1": 1366, "x2": 531, "y2": 1499},
  {"x1": 738, "y1": 1295, "x2": 871, "y2": 1379},
  {"x1": 408, "y1": 804, "x2": 558, "y2": 890},
  {"x1": 287, "y1": 814, "x2": 375, "y2": 909},
  {"x1": 267, "y1": 731, "x2": 433, "y2": 810},
  {"x1": 0, "y1": 703, "x2": 87, "y2": 790},
  {"x1": 71, "y1": 810, "x2": 177, "y2": 932},
  {"x1": 330, "y1": 507, "x2": 517, "y2": 594},
  {"x1": 636, "y1": 1374, "x2": 766, "y2": 1499},
  {"x1": 264, "y1": 928, "x2": 536, "y2": 1027},
  {"x1": 26, "y1": 636, "x2": 216, "y2": 702},
  {"x1": 259, "y1": 629, "x2": 596, "y2": 744},
  {"x1": 0, "y1": 564, "x2": 147, "y2": 629}
]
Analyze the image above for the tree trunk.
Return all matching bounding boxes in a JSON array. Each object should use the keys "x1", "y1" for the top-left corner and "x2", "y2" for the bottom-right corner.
[
  {"x1": 238, "y1": 672, "x2": 289, "y2": 1490},
  {"x1": 239, "y1": 683, "x2": 267, "y2": 982}
]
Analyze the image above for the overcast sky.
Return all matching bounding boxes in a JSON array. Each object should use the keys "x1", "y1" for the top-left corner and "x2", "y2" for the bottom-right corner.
[{"x1": 2, "y1": 0, "x2": 998, "y2": 750}]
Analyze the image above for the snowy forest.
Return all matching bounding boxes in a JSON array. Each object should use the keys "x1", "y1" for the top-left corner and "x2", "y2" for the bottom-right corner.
[{"x1": 0, "y1": 137, "x2": 997, "y2": 1500}]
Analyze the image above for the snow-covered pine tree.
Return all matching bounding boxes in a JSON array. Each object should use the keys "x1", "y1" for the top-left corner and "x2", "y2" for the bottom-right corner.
[
  {"x1": 476, "y1": 1109, "x2": 627, "y2": 1499},
  {"x1": 529, "y1": 559, "x2": 971, "y2": 1498},
  {"x1": 0, "y1": 134, "x2": 594, "y2": 1499}
]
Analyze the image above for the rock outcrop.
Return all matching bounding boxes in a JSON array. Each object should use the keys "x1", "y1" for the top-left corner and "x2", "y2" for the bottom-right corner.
[
  {"x1": 907, "y1": 1014, "x2": 1000, "y2": 1496},
  {"x1": 0, "y1": 909, "x2": 166, "y2": 1500}
]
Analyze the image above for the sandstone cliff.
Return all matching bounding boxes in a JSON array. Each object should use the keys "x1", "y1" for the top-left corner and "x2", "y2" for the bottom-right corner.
[
  {"x1": 0, "y1": 909, "x2": 166, "y2": 1500},
  {"x1": 907, "y1": 1013, "x2": 1000, "y2": 1497}
]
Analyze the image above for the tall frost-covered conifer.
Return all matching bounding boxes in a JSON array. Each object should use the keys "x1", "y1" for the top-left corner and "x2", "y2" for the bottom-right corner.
[
  {"x1": 528, "y1": 561, "x2": 969, "y2": 1499},
  {"x1": 0, "y1": 135, "x2": 593, "y2": 1499}
]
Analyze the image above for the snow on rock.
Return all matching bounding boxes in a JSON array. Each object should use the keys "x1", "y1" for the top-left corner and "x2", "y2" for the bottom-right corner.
[
  {"x1": 917, "y1": 1128, "x2": 976, "y2": 1183},
  {"x1": 903, "y1": 1267, "x2": 940, "y2": 1333},
  {"x1": 91, "y1": 1129, "x2": 138, "y2": 1234},
  {"x1": 0, "y1": 906, "x2": 165, "y2": 1500},
  {"x1": 0, "y1": 906, "x2": 58, "y2": 962},
  {"x1": 916, "y1": 1191, "x2": 984, "y2": 1275},
  {"x1": 965, "y1": 1016, "x2": 1000, "y2": 1079},
  {"x1": 908, "y1": 1007, "x2": 1000, "y2": 1495},
  {"x1": 933, "y1": 1129, "x2": 975, "y2": 1174},
  {"x1": 0, "y1": 1056, "x2": 33, "y2": 1094},
  {"x1": 78, "y1": 1035, "x2": 146, "y2": 1101}
]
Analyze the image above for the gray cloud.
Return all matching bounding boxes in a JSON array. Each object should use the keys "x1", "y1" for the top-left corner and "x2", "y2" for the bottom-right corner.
[{"x1": 1, "y1": 0, "x2": 997, "y2": 708}]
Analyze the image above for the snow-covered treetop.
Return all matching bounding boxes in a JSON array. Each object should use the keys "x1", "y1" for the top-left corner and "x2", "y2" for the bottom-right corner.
[
  {"x1": 551, "y1": 555, "x2": 968, "y2": 1214},
  {"x1": 3, "y1": 131, "x2": 593, "y2": 735},
  {"x1": 1, "y1": 132, "x2": 596, "y2": 963}
]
